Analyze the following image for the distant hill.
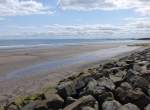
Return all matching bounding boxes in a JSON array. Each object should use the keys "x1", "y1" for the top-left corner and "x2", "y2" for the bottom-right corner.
[{"x1": 138, "y1": 38, "x2": 150, "y2": 40}]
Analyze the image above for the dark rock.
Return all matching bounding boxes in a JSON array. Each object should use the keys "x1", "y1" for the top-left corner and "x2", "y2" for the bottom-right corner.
[
  {"x1": 102, "y1": 100, "x2": 122, "y2": 110},
  {"x1": 103, "y1": 62, "x2": 116, "y2": 69},
  {"x1": 57, "y1": 81, "x2": 76, "y2": 98},
  {"x1": 83, "y1": 79, "x2": 97, "y2": 94},
  {"x1": 75, "y1": 76, "x2": 94, "y2": 91},
  {"x1": 116, "y1": 87, "x2": 150, "y2": 109},
  {"x1": 147, "y1": 64, "x2": 150, "y2": 70},
  {"x1": 22, "y1": 94, "x2": 64, "y2": 110},
  {"x1": 125, "y1": 60, "x2": 134, "y2": 64},
  {"x1": 4, "y1": 102, "x2": 20, "y2": 110},
  {"x1": 109, "y1": 67, "x2": 123, "y2": 74},
  {"x1": 82, "y1": 86, "x2": 106, "y2": 97},
  {"x1": 123, "y1": 69, "x2": 136, "y2": 80},
  {"x1": 123, "y1": 64, "x2": 134, "y2": 70},
  {"x1": 120, "y1": 82, "x2": 133, "y2": 90},
  {"x1": 119, "y1": 103, "x2": 140, "y2": 110},
  {"x1": 92, "y1": 73, "x2": 104, "y2": 80},
  {"x1": 45, "y1": 93, "x2": 64, "y2": 109},
  {"x1": 97, "y1": 77, "x2": 115, "y2": 90},
  {"x1": 97, "y1": 92, "x2": 114, "y2": 107},
  {"x1": 127, "y1": 75, "x2": 149, "y2": 91},
  {"x1": 21, "y1": 100, "x2": 47, "y2": 110},
  {"x1": 65, "y1": 97, "x2": 77, "y2": 106},
  {"x1": 63, "y1": 95, "x2": 98, "y2": 110}
]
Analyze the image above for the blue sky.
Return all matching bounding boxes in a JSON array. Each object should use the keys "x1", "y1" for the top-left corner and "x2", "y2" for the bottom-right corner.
[{"x1": 0, "y1": 0, "x2": 150, "y2": 39}]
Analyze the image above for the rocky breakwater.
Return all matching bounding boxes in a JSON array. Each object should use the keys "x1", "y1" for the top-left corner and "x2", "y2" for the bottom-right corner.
[{"x1": 1, "y1": 48, "x2": 150, "y2": 110}]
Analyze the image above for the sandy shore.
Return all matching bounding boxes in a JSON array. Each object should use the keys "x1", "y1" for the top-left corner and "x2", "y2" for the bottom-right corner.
[{"x1": 0, "y1": 43, "x2": 141, "y2": 104}]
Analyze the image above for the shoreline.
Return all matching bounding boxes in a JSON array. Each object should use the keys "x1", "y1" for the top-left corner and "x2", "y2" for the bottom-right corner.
[
  {"x1": 0, "y1": 43, "x2": 145, "y2": 105},
  {"x1": 1, "y1": 45, "x2": 150, "y2": 109}
]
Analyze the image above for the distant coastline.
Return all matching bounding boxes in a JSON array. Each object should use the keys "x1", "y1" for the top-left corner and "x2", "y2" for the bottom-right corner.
[{"x1": 137, "y1": 38, "x2": 150, "y2": 40}]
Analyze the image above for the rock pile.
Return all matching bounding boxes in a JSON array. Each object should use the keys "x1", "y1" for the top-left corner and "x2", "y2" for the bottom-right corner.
[{"x1": 1, "y1": 48, "x2": 150, "y2": 110}]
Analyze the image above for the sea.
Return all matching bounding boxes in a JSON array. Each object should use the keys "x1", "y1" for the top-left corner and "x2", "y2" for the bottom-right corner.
[{"x1": 0, "y1": 39, "x2": 146, "y2": 49}]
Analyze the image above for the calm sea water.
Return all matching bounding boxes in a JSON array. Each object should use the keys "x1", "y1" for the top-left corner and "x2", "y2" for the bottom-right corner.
[{"x1": 0, "y1": 39, "x2": 142, "y2": 49}]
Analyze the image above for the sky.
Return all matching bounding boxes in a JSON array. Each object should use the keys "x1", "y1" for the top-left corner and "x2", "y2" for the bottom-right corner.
[{"x1": 0, "y1": 0, "x2": 150, "y2": 39}]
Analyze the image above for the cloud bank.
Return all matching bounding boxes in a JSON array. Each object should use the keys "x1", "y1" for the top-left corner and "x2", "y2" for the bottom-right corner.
[
  {"x1": 58, "y1": 0, "x2": 150, "y2": 15},
  {"x1": 0, "y1": 0, "x2": 52, "y2": 16},
  {"x1": 1, "y1": 18, "x2": 150, "y2": 38}
]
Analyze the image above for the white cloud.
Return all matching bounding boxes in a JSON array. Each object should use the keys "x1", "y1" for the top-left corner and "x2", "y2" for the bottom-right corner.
[
  {"x1": 0, "y1": 24, "x2": 121, "y2": 37},
  {"x1": 0, "y1": 0, "x2": 53, "y2": 16},
  {"x1": 58, "y1": 0, "x2": 150, "y2": 15},
  {"x1": 1, "y1": 17, "x2": 150, "y2": 38}
]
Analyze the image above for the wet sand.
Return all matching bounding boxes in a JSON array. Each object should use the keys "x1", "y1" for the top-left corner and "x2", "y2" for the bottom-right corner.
[{"x1": 0, "y1": 43, "x2": 140, "y2": 103}]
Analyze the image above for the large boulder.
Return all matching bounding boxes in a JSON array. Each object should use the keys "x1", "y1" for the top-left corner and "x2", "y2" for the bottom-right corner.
[
  {"x1": 81, "y1": 106, "x2": 95, "y2": 110},
  {"x1": 97, "y1": 77, "x2": 115, "y2": 90},
  {"x1": 120, "y1": 82, "x2": 133, "y2": 90},
  {"x1": 63, "y1": 95, "x2": 98, "y2": 110},
  {"x1": 127, "y1": 75, "x2": 149, "y2": 91},
  {"x1": 21, "y1": 100, "x2": 47, "y2": 110},
  {"x1": 119, "y1": 103, "x2": 140, "y2": 110},
  {"x1": 65, "y1": 97, "x2": 77, "y2": 106},
  {"x1": 4, "y1": 102, "x2": 20, "y2": 110},
  {"x1": 57, "y1": 81, "x2": 76, "y2": 98},
  {"x1": 102, "y1": 100, "x2": 122, "y2": 110},
  {"x1": 116, "y1": 87, "x2": 150, "y2": 109},
  {"x1": 45, "y1": 93, "x2": 64, "y2": 109},
  {"x1": 109, "y1": 70, "x2": 126, "y2": 83},
  {"x1": 102, "y1": 62, "x2": 116, "y2": 69},
  {"x1": 97, "y1": 92, "x2": 114, "y2": 106},
  {"x1": 21, "y1": 93, "x2": 64, "y2": 110},
  {"x1": 83, "y1": 79, "x2": 97, "y2": 93}
]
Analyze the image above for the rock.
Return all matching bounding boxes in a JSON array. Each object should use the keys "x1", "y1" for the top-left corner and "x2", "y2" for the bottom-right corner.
[
  {"x1": 147, "y1": 64, "x2": 150, "y2": 70},
  {"x1": 128, "y1": 75, "x2": 149, "y2": 91},
  {"x1": 109, "y1": 67, "x2": 123, "y2": 74},
  {"x1": 124, "y1": 69, "x2": 136, "y2": 80},
  {"x1": 65, "y1": 97, "x2": 77, "y2": 106},
  {"x1": 116, "y1": 87, "x2": 150, "y2": 109},
  {"x1": 120, "y1": 82, "x2": 133, "y2": 90},
  {"x1": 102, "y1": 100, "x2": 122, "y2": 110},
  {"x1": 123, "y1": 64, "x2": 134, "y2": 70},
  {"x1": 97, "y1": 77, "x2": 115, "y2": 90},
  {"x1": 119, "y1": 103, "x2": 140, "y2": 110},
  {"x1": 57, "y1": 81, "x2": 76, "y2": 99},
  {"x1": 24, "y1": 93, "x2": 45, "y2": 101},
  {"x1": 103, "y1": 62, "x2": 116, "y2": 69},
  {"x1": 133, "y1": 63, "x2": 143, "y2": 72},
  {"x1": 92, "y1": 72, "x2": 104, "y2": 80},
  {"x1": 21, "y1": 100, "x2": 47, "y2": 110},
  {"x1": 63, "y1": 95, "x2": 98, "y2": 110},
  {"x1": 145, "y1": 104, "x2": 150, "y2": 110},
  {"x1": 83, "y1": 79, "x2": 97, "y2": 94},
  {"x1": 22, "y1": 94, "x2": 64, "y2": 110},
  {"x1": 83, "y1": 86, "x2": 106, "y2": 97},
  {"x1": 141, "y1": 70, "x2": 150, "y2": 76},
  {"x1": 81, "y1": 106, "x2": 95, "y2": 110},
  {"x1": 125, "y1": 60, "x2": 134, "y2": 64},
  {"x1": 4, "y1": 102, "x2": 20, "y2": 110},
  {"x1": 45, "y1": 93, "x2": 64, "y2": 109},
  {"x1": 109, "y1": 74, "x2": 122, "y2": 83},
  {"x1": 97, "y1": 92, "x2": 114, "y2": 106},
  {"x1": 148, "y1": 85, "x2": 150, "y2": 96},
  {"x1": 137, "y1": 61, "x2": 148, "y2": 66}
]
